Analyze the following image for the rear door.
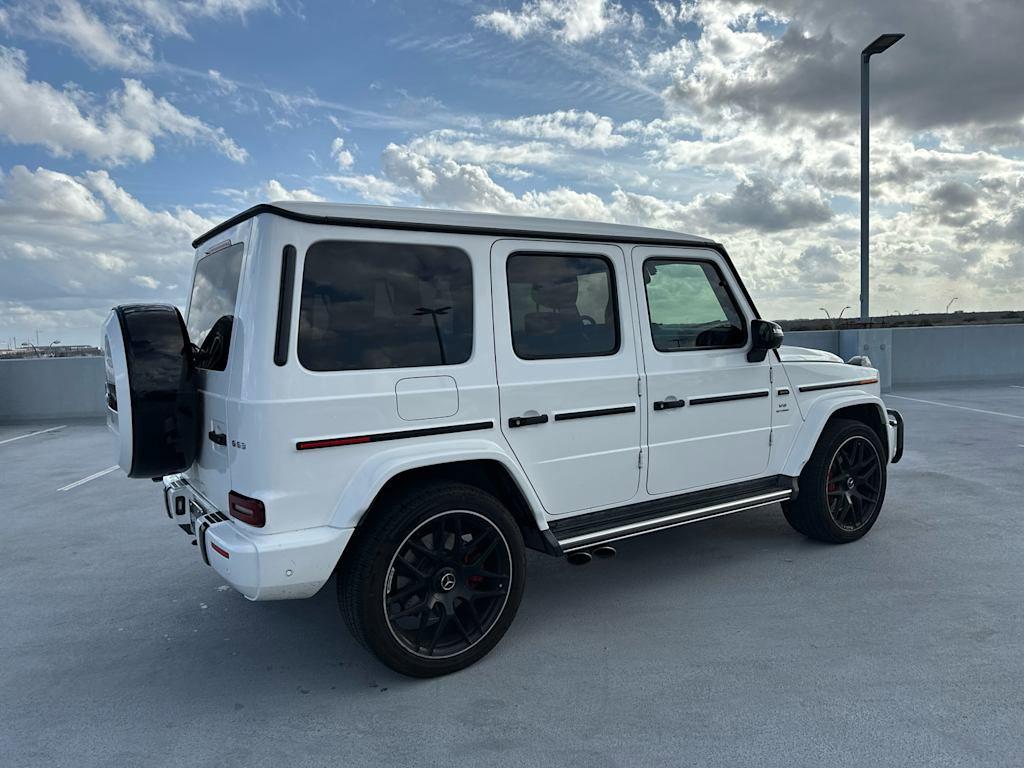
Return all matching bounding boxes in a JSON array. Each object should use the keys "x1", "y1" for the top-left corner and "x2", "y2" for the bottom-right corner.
[
  {"x1": 184, "y1": 235, "x2": 246, "y2": 509},
  {"x1": 491, "y1": 240, "x2": 641, "y2": 516},
  {"x1": 632, "y1": 246, "x2": 772, "y2": 496}
]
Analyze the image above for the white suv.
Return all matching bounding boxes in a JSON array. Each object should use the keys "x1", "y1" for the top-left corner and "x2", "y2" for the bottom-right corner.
[{"x1": 103, "y1": 202, "x2": 904, "y2": 677}]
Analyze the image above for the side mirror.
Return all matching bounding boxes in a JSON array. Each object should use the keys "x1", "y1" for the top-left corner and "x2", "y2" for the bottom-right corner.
[{"x1": 747, "y1": 319, "x2": 784, "y2": 362}]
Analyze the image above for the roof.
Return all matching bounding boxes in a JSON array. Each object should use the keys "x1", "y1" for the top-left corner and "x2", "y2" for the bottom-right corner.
[{"x1": 191, "y1": 201, "x2": 717, "y2": 250}]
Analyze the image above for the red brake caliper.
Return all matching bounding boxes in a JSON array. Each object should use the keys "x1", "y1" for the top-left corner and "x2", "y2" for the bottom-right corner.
[{"x1": 464, "y1": 550, "x2": 483, "y2": 588}]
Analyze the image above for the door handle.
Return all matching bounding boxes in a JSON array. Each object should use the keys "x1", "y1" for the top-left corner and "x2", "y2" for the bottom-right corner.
[
  {"x1": 508, "y1": 414, "x2": 549, "y2": 428},
  {"x1": 653, "y1": 399, "x2": 686, "y2": 411},
  {"x1": 208, "y1": 430, "x2": 228, "y2": 445}
]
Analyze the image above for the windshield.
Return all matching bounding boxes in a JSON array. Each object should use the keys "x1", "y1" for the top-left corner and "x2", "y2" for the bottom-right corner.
[{"x1": 186, "y1": 243, "x2": 243, "y2": 370}]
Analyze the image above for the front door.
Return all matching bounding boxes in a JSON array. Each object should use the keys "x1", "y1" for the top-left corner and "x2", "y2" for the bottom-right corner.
[
  {"x1": 492, "y1": 240, "x2": 642, "y2": 516},
  {"x1": 632, "y1": 246, "x2": 772, "y2": 497}
]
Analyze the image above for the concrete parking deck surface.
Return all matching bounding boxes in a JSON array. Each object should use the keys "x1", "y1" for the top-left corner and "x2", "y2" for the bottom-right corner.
[{"x1": 2, "y1": 384, "x2": 1023, "y2": 767}]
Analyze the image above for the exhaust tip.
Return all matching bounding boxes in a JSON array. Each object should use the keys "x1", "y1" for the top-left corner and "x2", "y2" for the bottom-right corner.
[
  {"x1": 592, "y1": 545, "x2": 617, "y2": 559},
  {"x1": 566, "y1": 551, "x2": 592, "y2": 566}
]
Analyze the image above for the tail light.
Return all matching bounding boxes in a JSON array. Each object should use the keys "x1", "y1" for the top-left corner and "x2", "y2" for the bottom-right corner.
[{"x1": 228, "y1": 491, "x2": 266, "y2": 527}]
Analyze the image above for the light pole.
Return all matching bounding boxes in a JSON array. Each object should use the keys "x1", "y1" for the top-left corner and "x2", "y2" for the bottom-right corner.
[
  {"x1": 820, "y1": 305, "x2": 851, "y2": 330},
  {"x1": 946, "y1": 297, "x2": 958, "y2": 313},
  {"x1": 861, "y1": 33, "x2": 904, "y2": 323}
]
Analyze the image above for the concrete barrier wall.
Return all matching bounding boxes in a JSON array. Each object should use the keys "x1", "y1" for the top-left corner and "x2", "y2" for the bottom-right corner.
[
  {"x1": 891, "y1": 324, "x2": 1024, "y2": 385},
  {"x1": 783, "y1": 323, "x2": 1024, "y2": 390},
  {"x1": 0, "y1": 357, "x2": 105, "y2": 422},
  {"x1": 785, "y1": 330, "x2": 840, "y2": 354}
]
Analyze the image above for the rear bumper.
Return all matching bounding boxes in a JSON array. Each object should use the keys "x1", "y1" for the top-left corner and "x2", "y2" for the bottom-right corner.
[
  {"x1": 163, "y1": 477, "x2": 353, "y2": 601},
  {"x1": 886, "y1": 409, "x2": 904, "y2": 464}
]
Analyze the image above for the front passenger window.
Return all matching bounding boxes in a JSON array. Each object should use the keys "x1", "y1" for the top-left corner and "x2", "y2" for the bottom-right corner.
[
  {"x1": 507, "y1": 253, "x2": 619, "y2": 360},
  {"x1": 643, "y1": 259, "x2": 746, "y2": 351}
]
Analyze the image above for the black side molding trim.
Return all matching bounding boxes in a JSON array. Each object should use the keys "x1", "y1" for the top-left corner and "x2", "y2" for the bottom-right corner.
[
  {"x1": 689, "y1": 390, "x2": 769, "y2": 406},
  {"x1": 297, "y1": 421, "x2": 493, "y2": 451},
  {"x1": 798, "y1": 378, "x2": 879, "y2": 393},
  {"x1": 273, "y1": 245, "x2": 296, "y2": 366},
  {"x1": 553, "y1": 405, "x2": 636, "y2": 422},
  {"x1": 509, "y1": 414, "x2": 548, "y2": 428}
]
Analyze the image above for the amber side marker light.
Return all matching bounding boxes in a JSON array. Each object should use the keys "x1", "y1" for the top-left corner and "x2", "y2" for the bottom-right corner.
[{"x1": 228, "y1": 490, "x2": 266, "y2": 528}]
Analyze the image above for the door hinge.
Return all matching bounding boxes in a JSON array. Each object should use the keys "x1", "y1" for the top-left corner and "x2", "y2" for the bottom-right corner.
[
  {"x1": 638, "y1": 450, "x2": 643, "y2": 469},
  {"x1": 637, "y1": 377, "x2": 643, "y2": 398},
  {"x1": 769, "y1": 367, "x2": 774, "y2": 384},
  {"x1": 769, "y1": 431, "x2": 773, "y2": 446}
]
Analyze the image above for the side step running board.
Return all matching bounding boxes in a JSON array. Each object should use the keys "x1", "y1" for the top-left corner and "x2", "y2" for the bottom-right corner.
[{"x1": 550, "y1": 476, "x2": 796, "y2": 553}]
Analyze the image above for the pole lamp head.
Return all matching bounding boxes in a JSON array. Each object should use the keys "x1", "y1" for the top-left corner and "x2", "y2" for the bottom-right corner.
[{"x1": 863, "y1": 33, "x2": 904, "y2": 59}]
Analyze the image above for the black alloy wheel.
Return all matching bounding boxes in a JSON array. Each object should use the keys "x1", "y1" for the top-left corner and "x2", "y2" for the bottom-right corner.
[
  {"x1": 338, "y1": 482, "x2": 526, "y2": 677},
  {"x1": 782, "y1": 418, "x2": 888, "y2": 543},
  {"x1": 825, "y1": 436, "x2": 883, "y2": 532},
  {"x1": 384, "y1": 510, "x2": 512, "y2": 659}
]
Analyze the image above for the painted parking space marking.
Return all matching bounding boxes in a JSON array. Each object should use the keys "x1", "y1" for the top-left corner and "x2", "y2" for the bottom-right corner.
[
  {"x1": 1010, "y1": 385, "x2": 1024, "y2": 389},
  {"x1": 58, "y1": 466, "x2": 119, "y2": 492},
  {"x1": 0, "y1": 425, "x2": 67, "y2": 446},
  {"x1": 888, "y1": 394, "x2": 1024, "y2": 421}
]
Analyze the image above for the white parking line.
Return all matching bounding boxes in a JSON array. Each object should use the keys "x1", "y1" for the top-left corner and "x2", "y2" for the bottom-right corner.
[
  {"x1": 57, "y1": 466, "x2": 119, "y2": 492},
  {"x1": 888, "y1": 395, "x2": 1024, "y2": 421},
  {"x1": 1010, "y1": 385, "x2": 1024, "y2": 389},
  {"x1": 0, "y1": 425, "x2": 67, "y2": 446}
]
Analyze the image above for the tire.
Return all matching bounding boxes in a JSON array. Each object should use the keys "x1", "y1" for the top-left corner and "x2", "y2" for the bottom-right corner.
[
  {"x1": 338, "y1": 482, "x2": 526, "y2": 677},
  {"x1": 102, "y1": 304, "x2": 200, "y2": 478},
  {"x1": 783, "y1": 418, "x2": 887, "y2": 543}
]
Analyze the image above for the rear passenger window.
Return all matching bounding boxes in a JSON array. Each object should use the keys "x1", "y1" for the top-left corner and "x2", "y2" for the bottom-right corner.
[
  {"x1": 298, "y1": 241, "x2": 473, "y2": 371},
  {"x1": 506, "y1": 253, "x2": 619, "y2": 360},
  {"x1": 643, "y1": 259, "x2": 746, "y2": 351}
]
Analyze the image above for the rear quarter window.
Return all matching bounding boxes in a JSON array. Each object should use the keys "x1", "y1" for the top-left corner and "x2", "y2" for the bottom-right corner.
[
  {"x1": 297, "y1": 241, "x2": 473, "y2": 371},
  {"x1": 186, "y1": 243, "x2": 244, "y2": 371}
]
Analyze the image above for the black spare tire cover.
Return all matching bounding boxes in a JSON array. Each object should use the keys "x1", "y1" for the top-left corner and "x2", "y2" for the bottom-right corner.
[{"x1": 102, "y1": 304, "x2": 200, "y2": 478}]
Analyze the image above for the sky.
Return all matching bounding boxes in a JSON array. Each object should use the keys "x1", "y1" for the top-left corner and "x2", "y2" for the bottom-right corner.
[{"x1": 1, "y1": 0, "x2": 1022, "y2": 347}]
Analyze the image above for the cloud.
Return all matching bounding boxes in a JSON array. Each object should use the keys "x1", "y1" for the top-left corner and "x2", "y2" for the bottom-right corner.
[
  {"x1": 493, "y1": 109, "x2": 629, "y2": 149},
  {"x1": 32, "y1": 0, "x2": 154, "y2": 71},
  {"x1": 263, "y1": 179, "x2": 326, "y2": 203},
  {"x1": 8, "y1": 0, "x2": 281, "y2": 71},
  {"x1": 698, "y1": 176, "x2": 833, "y2": 232},
  {"x1": 113, "y1": 78, "x2": 249, "y2": 162},
  {"x1": 475, "y1": 0, "x2": 625, "y2": 43},
  {"x1": 405, "y1": 129, "x2": 562, "y2": 168},
  {"x1": 330, "y1": 137, "x2": 354, "y2": 170},
  {"x1": 659, "y1": 0, "x2": 1024, "y2": 134},
  {"x1": 928, "y1": 180, "x2": 979, "y2": 227},
  {"x1": 0, "y1": 47, "x2": 247, "y2": 164},
  {"x1": 322, "y1": 173, "x2": 402, "y2": 205},
  {"x1": 630, "y1": 38, "x2": 695, "y2": 78},
  {"x1": 794, "y1": 244, "x2": 851, "y2": 284},
  {"x1": 0, "y1": 165, "x2": 213, "y2": 341},
  {"x1": 0, "y1": 165, "x2": 106, "y2": 222}
]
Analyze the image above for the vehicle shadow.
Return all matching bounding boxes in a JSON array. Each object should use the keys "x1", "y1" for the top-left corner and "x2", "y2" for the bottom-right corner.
[{"x1": 127, "y1": 504, "x2": 820, "y2": 699}]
